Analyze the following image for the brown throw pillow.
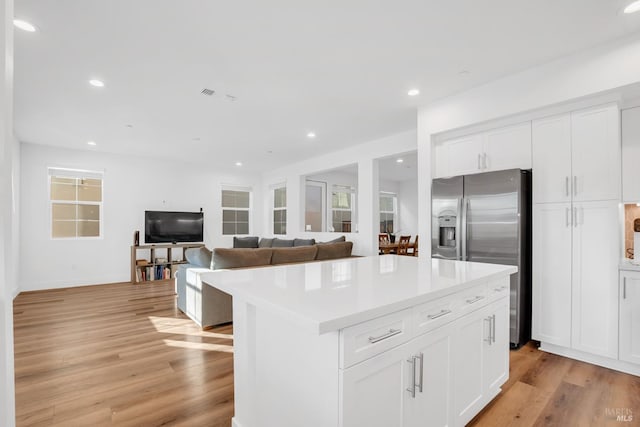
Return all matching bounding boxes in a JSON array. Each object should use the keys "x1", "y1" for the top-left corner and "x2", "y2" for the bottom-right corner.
[
  {"x1": 315, "y1": 241, "x2": 353, "y2": 260},
  {"x1": 271, "y1": 246, "x2": 318, "y2": 265},
  {"x1": 212, "y1": 248, "x2": 273, "y2": 270}
]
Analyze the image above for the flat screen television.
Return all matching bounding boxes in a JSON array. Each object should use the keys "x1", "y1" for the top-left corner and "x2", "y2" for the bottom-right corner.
[{"x1": 145, "y1": 211, "x2": 204, "y2": 243}]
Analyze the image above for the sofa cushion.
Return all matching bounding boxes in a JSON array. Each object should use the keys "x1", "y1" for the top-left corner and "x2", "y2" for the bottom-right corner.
[
  {"x1": 272, "y1": 238, "x2": 294, "y2": 247},
  {"x1": 233, "y1": 236, "x2": 259, "y2": 248},
  {"x1": 318, "y1": 235, "x2": 346, "y2": 244},
  {"x1": 271, "y1": 246, "x2": 319, "y2": 265},
  {"x1": 212, "y1": 248, "x2": 273, "y2": 269},
  {"x1": 315, "y1": 241, "x2": 353, "y2": 260},
  {"x1": 184, "y1": 247, "x2": 213, "y2": 268},
  {"x1": 258, "y1": 237, "x2": 274, "y2": 248},
  {"x1": 293, "y1": 238, "x2": 316, "y2": 247}
]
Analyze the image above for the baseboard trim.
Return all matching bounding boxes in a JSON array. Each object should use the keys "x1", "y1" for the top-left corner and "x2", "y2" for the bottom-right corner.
[
  {"x1": 540, "y1": 342, "x2": 640, "y2": 376},
  {"x1": 232, "y1": 418, "x2": 243, "y2": 427}
]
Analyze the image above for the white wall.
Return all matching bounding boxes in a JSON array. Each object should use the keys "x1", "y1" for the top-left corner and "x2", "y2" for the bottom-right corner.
[
  {"x1": 20, "y1": 143, "x2": 262, "y2": 291},
  {"x1": 0, "y1": 0, "x2": 16, "y2": 423},
  {"x1": 398, "y1": 179, "x2": 418, "y2": 237},
  {"x1": 417, "y1": 33, "x2": 640, "y2": 259},
  {"x1": 261, "y1": 130, "x2": 417, "y2": 255}
]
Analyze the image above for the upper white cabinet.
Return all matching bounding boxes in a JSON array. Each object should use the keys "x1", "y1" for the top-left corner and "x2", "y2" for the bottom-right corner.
[
  {"x1": 532, "y1": 104, "x2": 620, "y2": 203},
  {"x1": 434, "y1": 122, "x2": 532, "y2": 178},
  {"x1": 622, "y1": 107, "x2": 640, "y2": 202},
  {"x1": 620, "y1": 271, "x2": 640, "y2": 365}
]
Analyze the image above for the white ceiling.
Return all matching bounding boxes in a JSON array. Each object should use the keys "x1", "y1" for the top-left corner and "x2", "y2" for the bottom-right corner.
[
  {"x1": 13, "y1": 0, "x2": 640, "y2": 172},
  {"x1": 379, "y1": 151, "x2": 418, "y2": 183}
]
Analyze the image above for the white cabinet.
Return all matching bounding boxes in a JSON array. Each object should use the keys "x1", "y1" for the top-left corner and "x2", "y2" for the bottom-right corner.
[
  {"x1": 484, "y1": 298, "x2": 509, "y2": 392},
  {"x1": 532, "y1": 114, "x2": 572, "y2": 203},
  {"x1": 620, "y1": 271, "x2": 640, "y2": 365},
  {"x1": 532, "y1": 104, "x2": 620, "y2": 203},
  {"x1": 571, "y1": 201, "x2": 620, "y2": 358},
  {"x1": 434, "y1": 122, "x2": 531, "y2": 178},
  {"x1": 622, "y1": 107, "x2": 640, "y2": 202},
  {"x1": 532, "y1": 203, "x2": 572, "y2": 346}
]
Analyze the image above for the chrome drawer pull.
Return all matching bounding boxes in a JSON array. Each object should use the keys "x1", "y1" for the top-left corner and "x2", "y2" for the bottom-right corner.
[
  {"x1": 427, "y1": 309, "x2": 452, "y2": 320},
  {"x1": 368, "y1": 328, "x2": 402, "y2": 344},
  {"x1": 466, "y1": 296, "x2": 485, "y2": 304},
  {"x1": 493, "y1": 285, "x2": 508, "y2": 292},
  {"x1": 417, "y1": 352, "x2": 424, "y2": 393}
]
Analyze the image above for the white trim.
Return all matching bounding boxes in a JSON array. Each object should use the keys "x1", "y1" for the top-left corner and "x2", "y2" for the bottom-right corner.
[{"x1": 539, "y1": 342, "x2": 640, "y2": 377}]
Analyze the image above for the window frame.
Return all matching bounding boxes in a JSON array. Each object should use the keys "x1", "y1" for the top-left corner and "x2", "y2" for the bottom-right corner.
[
  {"x1": 272, "y1": 184, "x2": 287, "y2": 235},
  {"x1": 331, "y1": 184, "x2": 356, "y2": 233},
  {"x1": 48, "y1": 167, "x2": 104, "y2": 240},
  {"x1": 221, "y1": 186, "x2": 252, "y2": 236},
  {"x1": 379, "y1": 192, "x2": 397, "y2": 235}
]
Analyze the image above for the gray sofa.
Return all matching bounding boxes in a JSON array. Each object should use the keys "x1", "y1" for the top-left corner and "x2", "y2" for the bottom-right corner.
[{"x1": 175, "y1": 237, "x2": 352, "y2": 329}]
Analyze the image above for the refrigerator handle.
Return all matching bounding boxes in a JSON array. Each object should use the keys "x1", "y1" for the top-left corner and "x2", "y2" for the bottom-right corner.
[{"x1": 461, "y1": 197, "x2": 468, "y2": 261}]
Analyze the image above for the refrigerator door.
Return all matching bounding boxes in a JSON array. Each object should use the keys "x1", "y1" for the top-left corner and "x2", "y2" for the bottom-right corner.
[
  {"x1": 464, "y1": 169, "x2": 531, "y2": 348},
  {"x1": 431, "y1": 176, "x2": 463, "y2": 260}
]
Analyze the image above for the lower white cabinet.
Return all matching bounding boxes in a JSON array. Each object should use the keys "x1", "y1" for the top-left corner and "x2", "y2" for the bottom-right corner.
[
  {"x1": 620, "y1": 271, "x2": 640, "y2": 365},
  {"x1": 341, "y1": 297, "x2": 508, "y2": 427}
]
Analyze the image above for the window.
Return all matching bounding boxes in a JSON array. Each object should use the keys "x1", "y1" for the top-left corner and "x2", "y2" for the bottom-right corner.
[
  {"x1": 379, "y1": 192, "x2": 397, "y2": 234},
  {"x1": 332, "y1": 185, "x2": 355, "y2": 233},
  {"x1": 305, "y1": 180, "x2": 326, "y2": 232},
  {"x1": 48, "y1": 167, "x2": 103, "y2": 239},
  {"x1": 273, "y1": 185, "x2": 287, "y2": 235},
  {"x1": 222, "y1": 188, "x2": 251, "y2": 235}
]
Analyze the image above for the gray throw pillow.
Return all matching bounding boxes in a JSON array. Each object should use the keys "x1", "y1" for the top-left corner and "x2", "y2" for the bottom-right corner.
[
  {"x1": 318, "y1": 235, "x2": 346, "y2": 244},
  {"x1": 184, "y1": 247, "x2": 213, "y2": 268},
  {"x1": 258, "y1": 238, "x2": 274, "y2": 248},
  {"x1": 272, "y1": 238, "x2": 294, "y2": 247},
  {"x1": 293, "y1": 238, "x2": 316, "y2": 247},
  {"x1": 233, "y1": 236, "x2": 259, "y2": 248}
]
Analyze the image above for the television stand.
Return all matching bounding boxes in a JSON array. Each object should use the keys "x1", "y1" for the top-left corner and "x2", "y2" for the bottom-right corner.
[{"x1": 130, "y1": 243, "x2": 204, "y2": 284}]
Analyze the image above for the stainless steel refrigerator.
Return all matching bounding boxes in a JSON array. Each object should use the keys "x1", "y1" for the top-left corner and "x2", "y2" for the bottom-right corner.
[{"x1": 431, "y1": 169, "x2": 531, "y2": 348}]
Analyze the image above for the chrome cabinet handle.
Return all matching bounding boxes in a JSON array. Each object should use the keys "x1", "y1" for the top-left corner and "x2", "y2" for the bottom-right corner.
[
  {"x1": 368, "y1": 328, "x2": 402, "y2": 344},
  {"x1": 466, "y1": 295, "x2": 485, "y2": 304},
  {"x1": 477, "y1": 154, "x2": 482, "y2": 170},
  {"x1": 427, "y1": 309, "x2": 452, "y2": 320},
  {"x1": 417, "y1": 352, "x2": 424, "y2": 393},
  {"x1": 493, "y1": 285, "x2": 508, "y2": 292},
  {"x1": 483, "y1": 153, "x2": 488, "y2": 169},
  {"x1": 492, "y1": 314, "x2": 496, "y2": 344},
  {"x1": 566, "y1": 207, "x2": 571, "y2": 228},
  {"x1": 407, "y1": 356, "x2": 417, "y2": 398},
  {"x1": 573, "y1": 207, "x2": 578, "y2": 228},
  {"x1": 484, "y1": 316, "x2": 492, "y2": 344},
  {"x1": 573, "y1": 176, "x2": 578, "y2": 197},
  {"x1": 623, "y1": 277, "x2": 627, "y2": 300},
  {"x1": 565, "y1": 176, "x2": 569, "y2": 197}
]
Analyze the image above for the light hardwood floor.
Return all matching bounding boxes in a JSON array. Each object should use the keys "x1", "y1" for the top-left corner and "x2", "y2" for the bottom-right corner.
[{"x1": 14, "y1": 281, "x2": 640, "y2": 426}]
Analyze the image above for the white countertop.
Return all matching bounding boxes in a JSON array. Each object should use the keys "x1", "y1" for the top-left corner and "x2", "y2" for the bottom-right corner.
[
  {"x1": 620, "y1": 258, "x2": 640, "y2": 271},
  {"x1": 200, "y1": 256, "x2": 517, "y2": 334}
]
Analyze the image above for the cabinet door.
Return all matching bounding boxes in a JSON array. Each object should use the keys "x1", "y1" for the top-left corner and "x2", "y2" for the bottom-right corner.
[
  {"x1": 408, "y1": 326, "x2": 453, "y2": 427},
  {"x1": 571, "y1": 201, "x2": 619, "y2": 358},
  {"x1": 532, "y1": 203, "x2": 572, "y2": 346},
  {"x1": 620, "y1": 272, "x2": 640, "y2": 364},
  {"x1": 532, "y1": 114, "x2": 572, "y2": 203},
  {"x1": 622, "y1": 107, "x2": 640, "y2": 202},
  {"x1": 483, "y1": 298, "x2": 509, "y2": 393},
  {"x1": 341, "y1": 341, "x2": 412, "y2": 427},
  {"x1": 452, "y1": 308, "x2": 486, "y2": 427},
  {"x1": 483, "y1": 122, "x2": 532, "y2": 171},
  {"x1": 433, "y1": 142, "x2": 449, "y2": 178},
  {"x1": 442, "y1": 134, "x2": 484, "y2": 177},
  {"x1": 571, "y1": 104, "x2": 620, "y2": 202}
]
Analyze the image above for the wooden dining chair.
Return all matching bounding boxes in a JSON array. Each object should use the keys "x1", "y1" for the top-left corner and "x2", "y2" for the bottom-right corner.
[
  {"x1": 409, "y1": 235, "x2": 419, "y2": 256},
  {"x1": 378, "y1": 234, "x2": 390, "y2": 254},
  {"x1": 397, "y1": 235, "x2": 411, "y2": 256}
]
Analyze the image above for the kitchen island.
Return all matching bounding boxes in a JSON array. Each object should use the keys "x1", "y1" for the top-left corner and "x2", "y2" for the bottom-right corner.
[{"x1": 201, "y1": 255, "x2": 517, "y2": 427}]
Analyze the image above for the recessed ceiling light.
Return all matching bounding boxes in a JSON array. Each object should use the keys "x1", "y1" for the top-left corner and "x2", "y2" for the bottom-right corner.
[
  {"x1": 407, "y1": 89, "x2": 420, "y2": 97},
  {"x1": 396, "y1": 158, "x2": 404, "y2": 163},
  {"x1": 307, "y1": 132, "x2": 316, "y2": 138},
  {"x1": 13, "y1": 19, "x2": 36, "y2": 32},
  {"x1": 87, "y1": 141, "x2": 97, "y2": 146},
  {"x1": 235, "y1": 162, "x2": 243, "y2": 167},
  {"x1": 624, "y1": 0, "x2": 640, "y2": 13},
  {"x1": 89, "y1": 79, "x2": 105, "y2": 88},
  {"x1": 459, "y1": 70, "x2": 470, "y2": 75}
]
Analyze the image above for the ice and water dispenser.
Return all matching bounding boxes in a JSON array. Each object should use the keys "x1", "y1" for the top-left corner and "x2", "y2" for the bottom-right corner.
[{"x1": 438, "y1": 213, "x2": 457, "y2": 248}]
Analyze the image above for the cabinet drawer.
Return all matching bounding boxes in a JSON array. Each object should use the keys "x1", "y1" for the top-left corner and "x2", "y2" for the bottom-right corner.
[
  {"x1": 455, "y1": 283, "x2": 489, "y2": 313},
  {"x1": 487, "y1": 277, "x2": 510, "y2": 302},
  {"x1": 340, "y1": 308, "x2": 413, "y2": 368},
  {"x1": 414, "y1": 294, "x2": 458, "y2": 335}
]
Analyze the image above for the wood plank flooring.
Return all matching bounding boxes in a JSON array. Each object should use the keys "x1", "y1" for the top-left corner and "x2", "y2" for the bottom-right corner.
[{"x1": 14, "y1": 281, "x2": 640, "y2": 426}]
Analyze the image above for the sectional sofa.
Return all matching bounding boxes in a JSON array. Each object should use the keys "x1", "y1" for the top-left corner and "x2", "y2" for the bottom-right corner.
[{"x1": 175, "y1": 237, "x2": 353, "y2": 328}]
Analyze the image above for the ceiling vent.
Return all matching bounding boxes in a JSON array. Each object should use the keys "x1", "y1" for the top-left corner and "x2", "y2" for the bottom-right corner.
[{"x1": 201, "y1": 88, "x2": 215, "y2": 96}]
